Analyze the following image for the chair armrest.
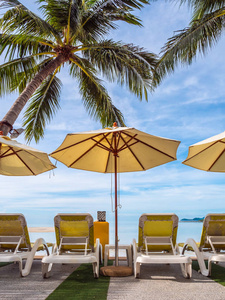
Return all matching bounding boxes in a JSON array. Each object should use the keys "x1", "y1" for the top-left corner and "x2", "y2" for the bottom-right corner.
[
  {"x1": 21, "y1": 238, "x2": 49, "y2": 277},
  {"x1": 133, "y1": 239, "x2": 138, "y2": 261},
  {"x1": 94, "y1": 238, "x2": 101, "y2": 261},
  {"x1": 182, "y1": 238, "x2": 209, "y2": 276}
]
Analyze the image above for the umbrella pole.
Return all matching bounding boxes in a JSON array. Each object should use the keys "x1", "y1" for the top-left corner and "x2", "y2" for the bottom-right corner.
[
  {"x1": 114, "y1": 133, "x2": 119, "y2": 267},
  {"x1": 115, "y1": 157, "x2": 118, "y2": 266}
]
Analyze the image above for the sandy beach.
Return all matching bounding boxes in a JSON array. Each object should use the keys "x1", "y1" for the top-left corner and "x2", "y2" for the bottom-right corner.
[{"x1": 28, "y1": 227, "x2": 54, "y2": 233}]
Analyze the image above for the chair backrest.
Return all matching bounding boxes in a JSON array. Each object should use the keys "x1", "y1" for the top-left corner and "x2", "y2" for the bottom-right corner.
[
  {"x1": 0, "y1": 214, "x2": 31, "y2": 251},
  {"x1": 54, "y1": 213, "x2": 94, "y2": 252},
  {"x1": 199, "y1": 214, "x2": 225, "y2": 250},
  {"x1": 138, "y1": 214, "x2": 178, "y2": 252}
]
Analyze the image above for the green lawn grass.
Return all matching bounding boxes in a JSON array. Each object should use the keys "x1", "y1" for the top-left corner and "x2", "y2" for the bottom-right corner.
[
  {"x1": 0, "y1": 262, "x2": 11, "y2": 267},
  {"x1": 47, "y1": 262, "x2": 112, "y2": 300},
  {"x1": 192, "y1": 261, "x2": 225, "y2": 287}
]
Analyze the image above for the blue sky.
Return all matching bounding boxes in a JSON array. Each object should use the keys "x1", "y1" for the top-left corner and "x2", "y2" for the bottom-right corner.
[{"x1": 1, "y1": 1, "x2": 225, "y2": 243}]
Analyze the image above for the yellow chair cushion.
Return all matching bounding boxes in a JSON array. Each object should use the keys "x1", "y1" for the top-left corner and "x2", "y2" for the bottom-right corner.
[
  {"x1": 59, "y1": 220, "x2": 89, "y2": 251},
  {"x1": 200, "y1": 221, "x2": 225, "y2": 249},
  {"x1": 143, "y1": 220, "x2": 173, "y2": 236},
  {"x1": 60, "y1": 220, "x2": 89, "y2": 237},
  {"x1": 0, "y1": 220, "x2": 30, "y2": 250},
  {"x1": 142, "y1": 220, "x2": 173, "y2": 251}
]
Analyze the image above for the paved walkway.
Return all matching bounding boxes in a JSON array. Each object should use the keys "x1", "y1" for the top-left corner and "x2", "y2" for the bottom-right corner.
[
  {"x1": 0, "y1": 260, "x2": 79, "y2": 300},
  {"x1": 0, "y1": 260, "x2": 225, "y2": 299},
  {"x1": 107, "y1": 263, "x2": 225, "y2": 300}
]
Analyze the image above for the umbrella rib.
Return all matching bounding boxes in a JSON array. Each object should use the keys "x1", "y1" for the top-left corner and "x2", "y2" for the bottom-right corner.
[
  {"x1": 0, "y1": 148, "x2": 12, "y2": 158},
  {"x1": 51, "y1": 132, "x2": 110, "y2": 155},
  {"x1": 104, "y1": 134, "x2": 115, "y2": 173},
  {"x1": 119, "y1": 140, "x2": 139, "y2": 153},
  {"x1": 92, "y1": 136, "x2": 113, "y2": 152},
  {"x1": 117, "y1": 134, "x2": 138, "y2": 152},
  {"x1": 8, "y1": 147, "x2": 36, "y2": 175},
  {"x1": 0, "y1": 149, "x2": 23, "y2": 158},
  {"x1": 183, "y1": 141, "x2": 219, "y2": 163},
  {"x1": 68, "y1": 133, "x2": 112, "y2": 167},
  {"x1": 101, "y1": 134, "x2": 114, "y2": 151},
  {"x1": 208, "y1": 148, "x2": 225, "y2": 171},
  {"x1": 116, "y1": 132, "x2": 122, "y2": 150},
  {"x1": 122, "y1": 132, "x2": 177, "y2": 160},
  {"x1": 119, "y1": 135, "x2": 145, "y2": 170}
]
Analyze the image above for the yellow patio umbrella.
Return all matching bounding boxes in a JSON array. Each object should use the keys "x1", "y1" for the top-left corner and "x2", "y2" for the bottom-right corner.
[
  {"x1": 0, "y1": 135, "x2": 56, "y2": 176},
  {"x1": 50, "y1": 124, "x2": 180, "y2": 266},
  {"x1": 183, "y1": 131, "x2": 225, "y2": 172}
]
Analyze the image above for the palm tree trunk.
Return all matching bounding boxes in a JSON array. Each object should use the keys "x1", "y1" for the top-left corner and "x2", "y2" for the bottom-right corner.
[{"x1": 0, "y1": 54, "x2": 66, "y2": 136}]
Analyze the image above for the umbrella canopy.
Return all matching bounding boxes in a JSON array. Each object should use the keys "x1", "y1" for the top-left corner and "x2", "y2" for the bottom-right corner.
[
  {"x1": 50, "y1": 126, "x2": 180, "y2": 172},
  {"x1": 50, "y1": 125, "x2": 180, "y2": 266},
  {"x1": 183, "y1": 131, "x2": 225, "y2": 172},
  {"x1": 0, "y1": 135, "x2": 56, "y2": 176}
]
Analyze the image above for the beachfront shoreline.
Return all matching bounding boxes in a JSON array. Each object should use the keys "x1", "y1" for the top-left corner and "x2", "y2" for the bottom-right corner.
[{"x1": 28, "y1": 227, "x2": 54, "y2": 232}]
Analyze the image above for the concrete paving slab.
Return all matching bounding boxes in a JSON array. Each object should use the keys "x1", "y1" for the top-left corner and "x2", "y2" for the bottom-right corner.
[
  {"x1": 0, "y1": 260, "x2": 79, "y2": 300},
  {"x1": 1, "y1": 260, "x2": 225, "y2": 300},
  {"x1": 107, "y1": 263, "x2": 225, "y2": 300}
]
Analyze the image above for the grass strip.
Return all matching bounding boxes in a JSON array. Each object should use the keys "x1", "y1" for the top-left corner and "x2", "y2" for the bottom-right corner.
[
  {"x1": 47, "y1": 261, "x2": 112, "y2": 300},
  {"x1": 0, "y1": 262, "x2": 11, "y2": 267},
  {"x1": 192, "y1": 260, "x2": 225, "y2": 287}
]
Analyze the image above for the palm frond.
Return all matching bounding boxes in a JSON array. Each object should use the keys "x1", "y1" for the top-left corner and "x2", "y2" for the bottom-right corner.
[
  {"x1": 71, "y1": 0, "x2": 117, "y2": 43},
  {"x1": 69, "y1": 55, "x2": 125, "y2": 127},
  {"x1": 155, "y1": 8, "x2": 225, "y2": 83},
  {"x1": 23, "y1": 73, "x2": 62, "y2": 143},
  {"x1": 38, "y1": 0, "x2": 81, "y2": 35},
  {"x1": 93, "y1": 0, "x2": 149, "y2": 11},
  {"x1": 0, "y1": 56, "x2": 36, "y2": 96},
  {"x1": 0, "y1": 33, "x2": 55, "y2": 60},
  {"x1": 0, "y1": 0, "x2": 21, "y2": 9},
  {"x1": 0, "y1": 0, "x2": 61, "y2": 41},
  {"x1": 15, "y1": 57, "x2": 55, "y2": 93},
  {"x1": 82, "y1": 39, "x2": 158, "y2": 100},
  {"x1": 73, "y1": 0, "x2": 148, "y2": 43},
  {"x1": 178, "y1": 0, "x2": 225, "y2": 15},
  {"x1": 106, "y1": 11, "x2": 143, "y2": 26}
]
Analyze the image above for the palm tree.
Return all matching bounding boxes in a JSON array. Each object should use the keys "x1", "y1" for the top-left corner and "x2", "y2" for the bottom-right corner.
[
  {"x1": 155, "y1": 0, "x2": 225, "y2": 84},
  {"x1": 0, "y1": 0, "x2": 158, "y2": 142}
]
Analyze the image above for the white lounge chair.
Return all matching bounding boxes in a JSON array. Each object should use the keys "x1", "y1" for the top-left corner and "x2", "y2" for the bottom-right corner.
[
  {"x1": 42, "y1": 213, "x2": 101, "y2": 278},
  {"x1": 133, "y1": 213, "x2": 192, "y2": 278},
  {"x1": 0, "y1": 213, "x2": 50, "y2": 276},
  {"x1": 182, "y1": 213, "x2": 225, "y2": 276}
]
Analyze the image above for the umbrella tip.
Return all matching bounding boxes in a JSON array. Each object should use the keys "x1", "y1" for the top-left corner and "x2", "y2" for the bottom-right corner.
[{"x1": 113, "y1": 122, "x2": 118, "y2": 128}]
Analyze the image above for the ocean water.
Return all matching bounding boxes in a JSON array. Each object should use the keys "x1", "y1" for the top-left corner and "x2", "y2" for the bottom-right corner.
[{"x1": 177, "y1": 222, "x2": 203, "y2": 243}]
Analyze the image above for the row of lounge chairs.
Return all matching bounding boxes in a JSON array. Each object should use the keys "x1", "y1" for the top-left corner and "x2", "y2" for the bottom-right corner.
[{"x1": 0, "y1": 213, "x2": 225, "y2": 279}]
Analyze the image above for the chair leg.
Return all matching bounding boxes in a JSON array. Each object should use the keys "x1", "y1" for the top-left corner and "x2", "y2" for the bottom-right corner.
[
  {"x1": 135, "y1": 262, "x2": 140, "y2": 278},
  {"x1": 42, "y1": 263, "x2": 52, "y2": 278},
  {"x1": 208, "y1": 259, "x2": 212, "y2": 276},
  {"x1": 127, "y1": 246, "x2": 132, "y2": 268},
  {"x1": 180, "y1": 263, "x2": 192, "y2": 279},
  {"x1": 18, "y1": 260, "x2": 23, "y2": 277},
  {"x1": 92, "y1": 262, "x2": 99, "y2": 278},
  {"x1": 104, "y1": 246, "x2": 109, "y2": 267}
]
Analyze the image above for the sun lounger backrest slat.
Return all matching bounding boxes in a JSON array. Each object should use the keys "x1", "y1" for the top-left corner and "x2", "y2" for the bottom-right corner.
[
  {"x1": 138, "y1": 214, "x2": 178, "y2": 252},
  {"x1": 0, "y1": 214, "x2": 31, "y2": 251},
  {"x1": 200, "y1": 214, "x2": 225, "y2": 250},
  {"x1": 54, "y1": 214, "x2": 94, "y2": 252}
]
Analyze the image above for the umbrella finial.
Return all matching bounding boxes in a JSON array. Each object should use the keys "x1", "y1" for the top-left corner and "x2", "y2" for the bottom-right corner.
[{"x1": 113, "y1": 122, "x2": 118, "y2": 128}]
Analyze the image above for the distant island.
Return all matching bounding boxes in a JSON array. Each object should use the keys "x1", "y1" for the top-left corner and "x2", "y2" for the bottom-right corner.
[{"x1": 180, "y1": 217, "x2": 204, "y2": 222}]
